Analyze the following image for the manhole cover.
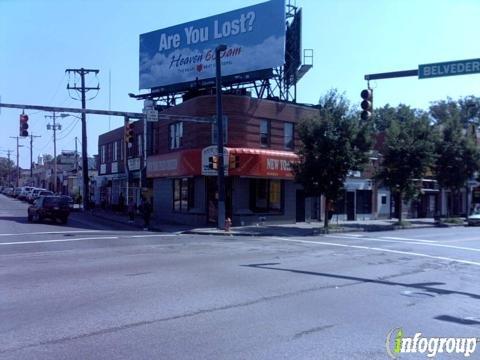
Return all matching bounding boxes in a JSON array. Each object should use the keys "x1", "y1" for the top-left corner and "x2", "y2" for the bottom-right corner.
[{"x1": 401, "y1": 290, "x2": 435, "y2": 298}]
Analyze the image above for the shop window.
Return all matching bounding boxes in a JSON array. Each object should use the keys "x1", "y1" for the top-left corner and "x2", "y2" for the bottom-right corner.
[
  {"x1": 100, "y1": 145, "x2": 106, "y2": 164},
  {"x1": 260, "y1": 119, "x2": 270, "y2": 147},
  {"x1": 173, "y1": 178, "x2": 194, "y2": 212},
  {"x1": 169, "y1": 122, "x2": 183, "y2": 150},
  {"x1": 113, "y1": 141, "x2": 118, "y2": 161},
  {"x1": 137, "y1": 134, "x2": 143, "y2": 156},
  {"x1": 356, "y1": 190, "x2": 372, "y2": 214},
  {"x1": 284, "y1": 122, "x2": 294, "y2": 150},
  {"x1": 249, "y1": 179, "x2": 282, "y2": 213}
]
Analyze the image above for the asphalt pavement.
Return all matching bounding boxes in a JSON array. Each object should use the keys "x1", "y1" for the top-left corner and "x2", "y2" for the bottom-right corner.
[{"x1": 1, "y1": 194, "x2": 480, "y2": 359}]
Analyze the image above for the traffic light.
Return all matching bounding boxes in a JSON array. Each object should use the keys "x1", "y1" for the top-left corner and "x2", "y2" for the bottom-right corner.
[
  {"x1": 208, "y1": 156, "x2": 218, "y2": 170},
  {"x1": 229, "y1": 155, "x2": 239, "y2": 169},
  {"x1": 360, "y1": 89, "x2": 373, "y2": 121},
  {"x1": 19, "y1": 114, "x2": 29, "y2": 137},
  {"x1": 125, "y1": 121, "x2": 134, "y2": 143}
]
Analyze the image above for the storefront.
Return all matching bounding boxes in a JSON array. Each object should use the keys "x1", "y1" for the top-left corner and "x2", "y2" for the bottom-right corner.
[{"x1": 147, "y1": 146, "x2": 305, "y2": 226}]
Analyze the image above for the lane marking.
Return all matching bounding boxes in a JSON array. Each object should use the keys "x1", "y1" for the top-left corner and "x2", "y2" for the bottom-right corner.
[
  {"x1": 326, "y1": 235, "x2": 480, "y2": 253},
  {"x1": 131, "y1": 234, "x2": 179, "y2": 238},
  {"x1": 380, "y1": 236, "x2": 436, "y2": 243},
  {"x1": 0, "y1": 236, "x2": 119, "y2": 246},
  {"x1": 338, "y1": 234, "x2": 363, "y2": 237},
  {"x1": 0, "y1": 230, "x2": 107, "y2": 237},
  {"x1": 267, "y1": 236, "x2": 480, "y2": 267}
]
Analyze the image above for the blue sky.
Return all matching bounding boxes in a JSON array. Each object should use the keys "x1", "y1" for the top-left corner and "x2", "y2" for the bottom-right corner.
[{"x1": 1, "y1": 0, "x2": 479, "y2": 168}]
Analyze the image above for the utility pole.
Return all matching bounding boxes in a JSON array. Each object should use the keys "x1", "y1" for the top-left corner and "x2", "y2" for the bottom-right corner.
[
  {"x1": 30, "y1": 134, "x2": 41, "y2": 180},
  {"x1": 6, "y1": 150, "x2": 12, "y2": 186},
  {"x1": 66, "y1": 68, "x2": 99, "y2": 210},
  {"x1": 9, "y1": 136, "x2": 23, "y2": 187},
  {"x1": 75, "y1": 136, "x2": 78, "y2": 174},
  {"x1": 45, "y1": 112, "x2": 64, "y2": 193},
  {"x1": 215, "y1": 44, "x2": 227, "y2": 230}
]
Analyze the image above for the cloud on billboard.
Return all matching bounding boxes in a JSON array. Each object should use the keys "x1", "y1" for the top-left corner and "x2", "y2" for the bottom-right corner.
[{"x1": 139, "y1": 0, "x2": 285, "y2": 90}]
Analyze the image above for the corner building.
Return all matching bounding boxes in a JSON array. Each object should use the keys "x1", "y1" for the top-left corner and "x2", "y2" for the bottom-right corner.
[{"x1": 147, "y1": 95, "x2": 319, "y2": 226}]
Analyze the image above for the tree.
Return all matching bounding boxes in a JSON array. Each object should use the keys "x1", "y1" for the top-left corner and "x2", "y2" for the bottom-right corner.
[
  {"x1": 0, "y1": 157, "x2": 14, "y2": 185},
  {"x1": 434, "y1": 118, "x2": 480, "y2": 216},
  {"x1": 294, "y1": 89, "x2": 372, "y2": 230},
  {"x1": 376, "y1": 105, "x2": 436, "y2": 223},
  {"x1": 371, "y1": 104, "x2": 397, "y2": 132},
  {"x1": 430, "y1": 96, "x2": 480, "y2": 128}
]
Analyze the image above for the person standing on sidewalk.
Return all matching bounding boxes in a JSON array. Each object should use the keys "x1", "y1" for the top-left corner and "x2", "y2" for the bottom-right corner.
[
  {"x1": 140, "y1": 197, "x2": 152, "y2": 230},
  {"x1": 127, "y1": 199, "x2": 136, "y2": 224}
]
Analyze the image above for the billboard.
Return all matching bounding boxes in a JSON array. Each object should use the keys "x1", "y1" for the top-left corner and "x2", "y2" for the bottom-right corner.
[{"x1": 139, "y1": 0, "x2": 285, "y2": 90}]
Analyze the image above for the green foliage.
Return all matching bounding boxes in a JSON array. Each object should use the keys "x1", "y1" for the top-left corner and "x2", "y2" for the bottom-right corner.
[
  {"x1": 430, "y1": 96, "x2": 480, "y2": 127},
  {"x1": 376, "y1": 105, "x2": 436, "y2": 201},
  {"x1": 294, "y1": 89, "x2": 373, "y2": 201},
  {"x1": 0, "y1": 157, "x2": 14, "y2": 184},
  {"x1": 434, "y1": 117, "x2": 480, "y2": 194},
  {"x1": 371, "y1": 104, "x2": 397, "y2": 131}
]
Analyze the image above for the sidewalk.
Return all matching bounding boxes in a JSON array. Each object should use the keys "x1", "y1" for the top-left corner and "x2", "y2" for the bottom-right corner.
[
  {"x1": 184, "y1": 218, "x2": 457, "y2": 237},
  {"x1": 76, "y1": 208, "x2": 465, "y2": 237},
  {"x1": 75, "y1": 208, "x2": 192, "y2": 233}
]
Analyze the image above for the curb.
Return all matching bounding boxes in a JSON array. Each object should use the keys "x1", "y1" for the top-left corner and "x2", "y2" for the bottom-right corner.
[{"x1": 182, "y1": 223, "x2": 466, "y2": 237}]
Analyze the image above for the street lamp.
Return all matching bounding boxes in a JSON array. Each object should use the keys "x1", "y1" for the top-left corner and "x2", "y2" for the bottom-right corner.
[{"x1": 215, "y1": 44, "x2": 227, "y2": 230}]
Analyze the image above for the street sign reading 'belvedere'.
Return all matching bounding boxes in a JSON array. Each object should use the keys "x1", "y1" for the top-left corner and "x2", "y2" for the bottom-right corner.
[{"x1": 419, "y1": 58, "x2": 480, "y2": 79}]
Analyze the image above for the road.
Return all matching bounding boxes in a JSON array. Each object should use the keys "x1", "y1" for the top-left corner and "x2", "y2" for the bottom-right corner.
[{"x1": 1, "y1": 194, "x2": 480, "y2": 359}]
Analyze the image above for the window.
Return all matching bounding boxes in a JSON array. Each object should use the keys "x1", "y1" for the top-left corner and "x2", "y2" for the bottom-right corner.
[
  {"x1": 249, "y1": 179, "x2": 282, "y2": 212},
  {"x1": 284, "y1": 122, "x2": 294, "y2": 150},
  {"x1": 173, "y1": 178, "x2": 194, "y2": 212},
  {"x1": 260, "y1": 120, "x2": 270, "y2": 147},
  {"x1": 212, "y1": 116, "x2": 228, "y2": 145},
  {"x1": 137, "y1": 134, "x2": 143, "y2": 156},
  {"x1": 101, "y1": 145, "x2": 105, "y2": 163},
  {"x1": 120, "y1": 141, "x2": 124, "y2": 160},
  {"x1": 356, "y1": 190, "x2": 372, "y2": 214},
  {"x1": 113, "y1": 142, "x2": 118, "y2": 161},
  {"x1": 381, "y1": 195, "x2": 387, "y2": 205},
  {"x1": 169, "y1": 122, "x2": 183, "y2": 150}
]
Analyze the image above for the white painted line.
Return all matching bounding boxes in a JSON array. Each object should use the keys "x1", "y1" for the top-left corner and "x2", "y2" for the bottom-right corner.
[
  {"x1": 267, "y1": 237, "x2": 480, "y2": 267},
  {"x1": 442, "y1": 238, "x2": 480, "y2": 243},
  {"x1": 131, "y1": 234, "x2": 179, "y2": 238},
  {"x1": 327, "y1": 235, "x2": 480, "y2": 253},
  {"x1": 381, "y1": 236, "x2": 436, "y2": 243},
  {"x1": 0, "y1": 236, "x2": 119, "y2": 246},
  {"x1": 0, "y1": 230, "x2": 106, "y2": 237},
  {"x1": 338, "y1": 234, "x2": 364, "y2": 237}
]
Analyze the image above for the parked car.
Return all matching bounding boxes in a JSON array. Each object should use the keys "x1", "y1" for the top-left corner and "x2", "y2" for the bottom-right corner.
[
  {"x1": 13, "y1": 187, "x2": 22, "y2": 198},
  {"x1": 467, "y1": 209, "x2": 480, "y2": 226},
  {"x1": 60, "y1": 195, "x2": 75, "y2": 210},
  {"x1": 28, "y1": 196, "x2": 71, "y2": 224},
  {"x1": 28, "y1": 189, "x2": 51, "y2": 203},
  {"x1": 18, "y1": 186, "x2": 34, "y2": 201}
]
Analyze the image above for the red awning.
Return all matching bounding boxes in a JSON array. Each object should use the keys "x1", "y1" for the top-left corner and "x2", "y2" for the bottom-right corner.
[
  {"x1": 147, "y1": 149, "x2": 202, "y2": 178},
  {"x1": 226, "y1": 147, "x2": 298, "y2": 179}
]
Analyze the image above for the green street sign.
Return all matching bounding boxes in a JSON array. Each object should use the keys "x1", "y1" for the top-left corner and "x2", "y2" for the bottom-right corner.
[{"x1": 418, "y1": 58, "x2": 480, "y2": 79}]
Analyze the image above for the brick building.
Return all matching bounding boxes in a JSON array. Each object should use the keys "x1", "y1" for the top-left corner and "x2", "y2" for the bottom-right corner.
[{"x1": 147, "y1": 94, "x2": 318, "y2": 226}]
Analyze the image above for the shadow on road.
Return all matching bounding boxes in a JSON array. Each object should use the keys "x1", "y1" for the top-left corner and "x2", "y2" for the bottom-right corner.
[{"x1": 241, "y1": 263, "x2": 480, "y2": 300}]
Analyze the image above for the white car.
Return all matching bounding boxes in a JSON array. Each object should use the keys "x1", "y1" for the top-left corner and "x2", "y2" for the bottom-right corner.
[{"x1": 467, "y1": 210, "x2": 480, "y2": 226}]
